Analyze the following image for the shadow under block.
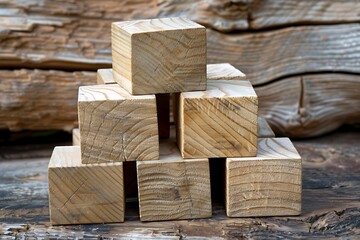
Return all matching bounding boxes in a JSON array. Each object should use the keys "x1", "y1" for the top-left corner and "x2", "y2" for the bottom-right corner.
[
  {"x1": 136, "y1": 136, "x2": 212, "y2": 221},
  {"x1": 207, "y1": 63, "x2": 246, "y2": 80},
  {"x1": 78, "y1": 84, "x2": 159, "y2": 163},
  {"x1": 48, "y1": 146, "x2": 124, "y2": 225},
  {"x1": 111, "y1": 17, "x2": 206, "y2": 95},
  {"x1": 226, "y1": 138, "x2": 302, "y2": 217},
  {"x1": 177, "y1": 80, "x2": 258, "y2": 159}
]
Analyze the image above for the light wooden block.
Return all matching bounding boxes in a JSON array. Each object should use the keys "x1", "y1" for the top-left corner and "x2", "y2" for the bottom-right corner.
[
  {"x1": 72, "y1": 128, "x2": 80, "y2": 146},
  {"x1": 48, "y1": 146, "x2": 124, "y2": 225},
  {"x1": 258, "y1": 116, "x2": 275, "y2": 138},
  {"x1": 137, "y1": 129, "x2": 212, "y2": 221},
  {"x1": 177, "y1": 80, "x2": 258, "y2": 158},
  {"x1": 97, "y1": 68, "x2": 114, "y2": 84},
  {"x1": 207, "y1": 63, "x2": 246, "y2": 80},
  {"x1": 226, "y1": 138, "x2": 302, "y2": 217},
  {"x1": 112, "y1": 17, "x2": 206, "y2": 95},
  {"x1": 78, "y1": 84, "x2": 159, "y2": 163}
]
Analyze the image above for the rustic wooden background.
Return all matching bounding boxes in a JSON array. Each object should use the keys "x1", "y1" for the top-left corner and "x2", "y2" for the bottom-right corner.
[{"x1": 1, "y1": 0, "x2": 360, "y2": 137}]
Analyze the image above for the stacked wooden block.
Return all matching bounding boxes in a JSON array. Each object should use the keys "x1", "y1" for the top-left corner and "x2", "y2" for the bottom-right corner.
[{"x1": 48, "y1": 17, "x2": 302, "y2": 225}]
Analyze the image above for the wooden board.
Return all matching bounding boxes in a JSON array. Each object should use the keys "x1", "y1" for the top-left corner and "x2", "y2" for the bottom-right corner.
[
  {"x1": 78, "y1": 84, "x2": 159, "y2": 163},
  {"x1": 137, "y1": 132, "x2": 211, "y2": 221},
  {"x1": 226, "y1": 138, "x2": 302, "y2": 217},
  {"x1": 207, "y1": 63, "x2": 246, "y2": 80},
  {"x1": 48, "y1": 146, "x2": 124, "y2": 225},
  {"x1": 71, "y1": 128, "x2": 80, "y2": 146},
  {"x1": 178, "y1": 80, "x2": 258, "y2": 158},
  {"x1": 1, "y1": 129, "x2": 359, "y2": 238},
  {"x1": 97, "y1": 68, "x2": 114, "y2": 84},
  {"x1": 112, "y1": 17, "x2": 206, "y2": 94}
]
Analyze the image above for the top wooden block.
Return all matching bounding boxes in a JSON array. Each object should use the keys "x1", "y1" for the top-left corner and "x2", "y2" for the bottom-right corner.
[{"x1": 112, "y1": 17, "x2": 207, "y2": 95}]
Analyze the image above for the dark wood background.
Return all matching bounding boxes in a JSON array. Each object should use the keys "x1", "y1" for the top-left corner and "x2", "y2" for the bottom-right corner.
[{"x1": 1, "y1": 0, "x2": 360, "y2": 137}]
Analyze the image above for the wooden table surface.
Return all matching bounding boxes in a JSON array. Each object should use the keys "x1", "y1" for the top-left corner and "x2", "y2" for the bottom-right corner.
[{"x1": 0, "y1": 129, "x2": 359, "y2": 239}]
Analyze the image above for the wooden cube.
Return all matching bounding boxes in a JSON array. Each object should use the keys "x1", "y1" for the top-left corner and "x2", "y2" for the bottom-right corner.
[
  {"x1": 137, "y1": 130, "x2": 212, "y2": 221},
  {"x1": 97, "y1": 68, "x2": 114, "y2": 84},
  {"x1": 258, "y1": 116, "x2": 275, "y2": 138},
  {"x1": 226, "y1": 138, "x2": 302, "y2": 217},
  {"x1": 207, "y1": 63, "x2": 246, "y2": 80},
  {"x1": 177, "y1": 80, "x2": 258, "y2": 158},
  {"x1": 112, "y1": 17, "x2": 206, "y2": 95},
  {"x1": 72, "y1": 128, "x2": 80, "y2": 146},
  {"x1": 78, "y1": 84, "x2": 159, "y2": 163},
  {"x1": 48, "y1": 146, "x2": 124, "y2": 225}
]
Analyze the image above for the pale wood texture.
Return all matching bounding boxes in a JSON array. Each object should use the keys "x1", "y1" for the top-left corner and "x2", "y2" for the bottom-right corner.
[
  {"x1": 178, "y1": 80, "x2": 258, "y2": 158},
  {"x1": 112, "y1": 17, "x2": 206, "y2": 94},
  {"x1": 226, "y1": 138, "x2": 302, "y2": 217},
  {"x1": 72, "y1": 128, "x2": 80, "y2": 146},
  {"x1": 78, "y1": 84, "x2": 159, "y2": 163},
  {"x1": 207, "y1": 63, "x2": 246, "y2": 80},
  {"x1": 48, "y1": 146, "x2": 124, "y2": 225},
  {"x1": 137, "y1": 130, "x2": 211, "y2": 221},
  {"x1": 1, "y1": 130, "x2": 360, "y2": 238},
  {"x1": 258, "y1": 116, "x2": 275, "y2": 138},
  {"x1": 97, "y1": 68, "x2": 114, "y2": 84}
]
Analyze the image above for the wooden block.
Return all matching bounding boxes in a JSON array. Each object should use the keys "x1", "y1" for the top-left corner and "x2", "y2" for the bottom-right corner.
[
  {"x1": 258, "y1": 116, "x2": 275, "y2": 138},
  {"x1": 48, "y1": 146, "x2": 124, "y2": 225},
  {"x1": 78, "y1": 84, "x2": 159, "y2": 163},
  {"x1": 226, "y1": 138, "x2": 302, "y2": 217},
  {"x1": 112, "y1": 17, "x2": 206, "y2": 95},
  {"x1": 97, "y1": 68, "x2": 114, "y2": 84},
  {"x1": 137, "y1": 129, "x2": 212, "y2": 221},
  {"x1": 72, "y1": 128, "x2": 80, "y2": 146},
  {"x1": 207, "y1": 63, "x2": 246, "y2": 80},
  {"x1": 177, "y1": 80, "x2": 258, "y2": 158}
]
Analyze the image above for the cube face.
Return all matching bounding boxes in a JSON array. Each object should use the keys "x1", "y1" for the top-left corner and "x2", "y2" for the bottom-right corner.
[
  {"x1": 48, "y1": 146, "x2": 124, "y2": 225},
  {"x1": 226, "y1": 138, "x2": 302, "y2": 217},
  {"x1": 207, "y1": 63, "x2": 246, "y2": 80},
  {"x1": 137, "y1": 159, "x2": 212, "y2": 221},
  {"x1": 179, "y1": 80, "x2": 258, "y2": 158},
  {"x1": 78, "y1": 85, "x2": 159, "y2": 163},
  {"x1": 136, "y1": 136, "x2": 211, "y2": 221},
  {"x1": 112, "y1": 18, "x2": 206, "y2": 95}
]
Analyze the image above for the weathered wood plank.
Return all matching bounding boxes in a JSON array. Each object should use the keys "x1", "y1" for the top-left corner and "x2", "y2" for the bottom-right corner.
[
  {"x1": 48, "y1": 146, "x2": 124, "y2": 225},
  {"x1": 256, "y1": 73, "x2": 360, "y2": 137},
  {"x1": 0, "y1": 69, "x2": 96, "y2": 131},
  {"x1": 207, "y1": 24, "x2": 360, "y2": 85},
  {"x1": 78, "y1": 84, "x2": 159, "y2": 163},
  {"x1": 0, "y1": 129, "x2": 359, "y2": 238}
]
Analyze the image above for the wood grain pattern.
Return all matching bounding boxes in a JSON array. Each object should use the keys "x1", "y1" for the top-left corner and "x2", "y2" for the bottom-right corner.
[
  {"x1": 207, "y1": 24, "x2": 360, "y2": 85},
  {"x1": 72, "y1": 128, "x2": 80, "y2": 146},
  {"x1": 207, "y1": 63, "x2": 246, "y2": 80},
  {"x1": 178, "y1": 80, "x2": 258, "y2": 158},
  {"x1": 0, "y1": 69, "x2": 96, "y2": 132},
  {"x1": 137, "y1": 132, "x2": 211, "y2": 221},
  {"x1": 112, "y1": 17, "x2": 206, "y2": 94},
  {"x1": 256, "y1": 73, "x2": 360, "y2": 137},
  {"x1": 48, "y1": 146, "x2": 124, "y2": 225},
  {"x1": 78, "y1": 84, "x2": 159, "y2": 163},
  {"x1": 97, "y1": 68, "x2": 114, "y2": 84},
  {"x1": 226, "y1": 138, "x2": 302, "y2": 217}
]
